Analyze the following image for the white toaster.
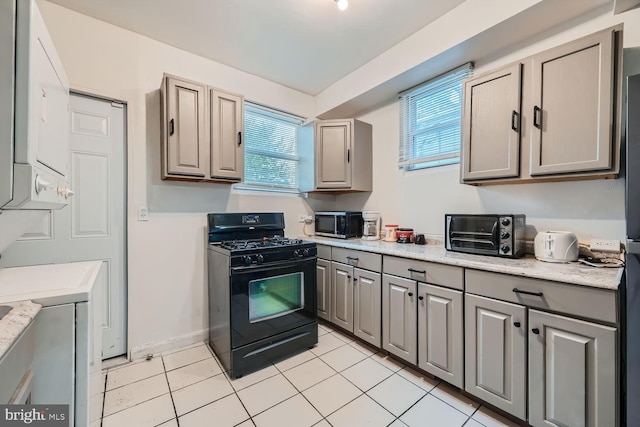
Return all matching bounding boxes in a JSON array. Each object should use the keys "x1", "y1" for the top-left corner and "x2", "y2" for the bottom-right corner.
[{"x1": 534, "y1": 231, "x2": 579, "y2": 263}]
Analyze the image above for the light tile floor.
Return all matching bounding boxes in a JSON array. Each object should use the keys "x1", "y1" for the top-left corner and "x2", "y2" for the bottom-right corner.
[{"x1": 96, "y1": 323, "x2": 524, "y2": 427}]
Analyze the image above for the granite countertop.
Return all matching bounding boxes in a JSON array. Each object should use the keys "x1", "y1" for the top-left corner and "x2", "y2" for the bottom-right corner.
[
  {"x1": 305, "y1": 236, "x2": 623, "y2": 290},
  {"x1": 0, "y1": 300, "x2": 41, "y2": 360}
]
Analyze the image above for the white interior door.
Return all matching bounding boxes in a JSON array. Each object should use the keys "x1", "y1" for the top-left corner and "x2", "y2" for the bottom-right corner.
[{"x1": 0, "y1": 93, "x2": 127, "y2": 359}]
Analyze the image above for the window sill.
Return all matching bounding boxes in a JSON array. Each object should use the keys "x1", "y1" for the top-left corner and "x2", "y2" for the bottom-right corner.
[{"x1": 232, "y1": 183, "x2": 301, "y2": 196}]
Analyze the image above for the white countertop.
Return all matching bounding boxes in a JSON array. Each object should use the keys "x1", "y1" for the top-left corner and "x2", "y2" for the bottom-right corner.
[
  {"x1": 0, "y1": 261, "x2": 103, "y2": 305},
  {"x1": 0, "y1": 300, "x2": 40, "y2": 360},
  {"x1": 306, "y1": 237, "x2": 623, "y2": 290},
  {"x1": 0, "y1": 261, "x2": 103, "y2": 360}
]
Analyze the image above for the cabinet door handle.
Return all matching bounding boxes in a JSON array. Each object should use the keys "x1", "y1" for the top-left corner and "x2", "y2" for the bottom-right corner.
[
  {"x1": 353, "y1": 277, "x2": 358, "y2": 283},
  {"x1": 513, "y1": 288, "x2": 543, "y2": 297},
  {"x1": 532, "y1": 327, "x2": 540, "y2": 335},
  {"x1": 418, "y1": 296, "x2": 424, "y2": 301},
  {"x1": 533, "y1": 106, "x2": 542, "y2": 129},
  {"x1": 346, "y1": 256, "x2": 359, "y2": 261},
  {"x1": 237, "y1": 131, "x2": 242, "y2": 146},
  {"x1": 511, "y1": 110, "x2": 519, "y2": 132},
  {"x1": 169, "y1": 118, "x2": 175, "y2": 136},
  {"x1": 514, "y1": 321, "x2": 521, "y2": 328},
  {"x1": 347, "y1": 149, "x2": 350, "y2": 163},
  {"x1": 347, "y1": 275, "x2": 351, "y2": 279},
  {"x1": 408, "y1": 268, "x2": 426, "y2": 274},
  {"x1": 408, "y1": 292, "x2": 414, "y2": 297}
]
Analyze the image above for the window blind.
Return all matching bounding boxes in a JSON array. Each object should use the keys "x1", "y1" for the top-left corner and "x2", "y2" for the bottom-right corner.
[
  {"x1": 399, "y1": 63, "x2": 473, "y2": 170},
  {"x1": 243, "y1": 102, "x2": 304, "y2": 190}
]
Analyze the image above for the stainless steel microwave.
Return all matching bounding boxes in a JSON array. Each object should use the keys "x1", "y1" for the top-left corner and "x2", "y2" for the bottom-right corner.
[
  {"x1": 315, "y1": 212, "x2": 363, "y2": 239},
  {"x1": 445, "y1": 214, "x2": 526, "y2": 258}
]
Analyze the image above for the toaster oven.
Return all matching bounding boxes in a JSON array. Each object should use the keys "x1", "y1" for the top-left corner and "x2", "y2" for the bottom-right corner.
[{"x1": 445, "y1": 214, "x2": 526, "y2": 258}]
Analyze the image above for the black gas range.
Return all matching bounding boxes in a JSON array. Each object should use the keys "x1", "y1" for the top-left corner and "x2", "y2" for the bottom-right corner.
[
  {"x1": 207, "y1": 212, "x2": 318, "y2": 379},
  {"x1": 209, "y1": 236, "x2": 317, "y2": 268}
]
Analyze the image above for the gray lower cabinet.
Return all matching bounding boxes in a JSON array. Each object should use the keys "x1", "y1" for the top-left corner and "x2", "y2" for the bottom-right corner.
[
  {"x1": 353, "y1": 268, "x2": 381, "y2": 347},
  {"x1": 382, "y1": 274, "x2": 417, "y2": 364},
  {"x1": 330, "y1": 261, "x2": 381, "y2": 347},
  {"x1": 528, "y1": 309, "x2": 617, "y2": 427},
  {"x1": 316, "y1": 258, "x2": 331, "y2": 321},
  {"x1": 331, "y1": 261, "x2": 353, "y2": 331},
  {"x1": 417, "y1": 283, "x2": 463, "y2": 388},
  {"x1": 465, "y1": 293, "x2": 527, "y2": 420}
]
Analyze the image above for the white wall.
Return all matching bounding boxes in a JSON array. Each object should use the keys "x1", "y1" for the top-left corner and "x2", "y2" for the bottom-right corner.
[
  {"x1": 36, "y1": 1, "x2": 640, "y2": 358},
  {"x1": 335, "y1": 6, "x2": 640, "y2": 243},
  {"x1": 37, "y1": 2, "x2": 332, "y2": 358}
]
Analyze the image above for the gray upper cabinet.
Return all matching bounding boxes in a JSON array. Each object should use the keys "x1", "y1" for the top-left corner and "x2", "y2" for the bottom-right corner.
[
  {"x1": 316, "y1": 258, "x2": 331, "y2": 322},
  {"x1": 209, "y1": 88, "x2": 244, "y2": 181},
  {"x1": 462, "y1": 63, "x2": 522, "y2": 181},
  {"x1": 528, "y1": 309, "x2": 617, "y2": 427},
  {"x1": 465, "y1": 293, "x2": 527, "y2": 420},
  {"x1": 460, "y1": 26, "x2": 621, "y2": 185},
  {"x1": 161, "y1": 74, "x2": 245, "y2": 183},
  {"x1": 161, "y1": 75, "x2": 208, "y2": 179},
  {"x1": 417, "y1": 283, "x2": 463, "y2": 389},
  {"x1": 382, "y1": 274, "x2": 417, "y2": 364},
  {"x1": 530, "y1": 29, "x2": 615, "y2": 176},
  {"x1": 311, "y1": 119, "x2": 372, "y2": 192}
]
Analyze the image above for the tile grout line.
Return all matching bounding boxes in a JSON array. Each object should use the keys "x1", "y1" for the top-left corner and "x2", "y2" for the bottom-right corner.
[{"x1": 160, "y1": 355, "x2": 181, "y2": 427}]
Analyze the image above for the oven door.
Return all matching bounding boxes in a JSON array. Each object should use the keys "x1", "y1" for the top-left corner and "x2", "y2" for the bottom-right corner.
[
  {"x1": 230, "y1": 257, "x2": 317, "y2": 349},
  {"x1": 447, "y1": 215, "x2": 499, "y2": 255}
]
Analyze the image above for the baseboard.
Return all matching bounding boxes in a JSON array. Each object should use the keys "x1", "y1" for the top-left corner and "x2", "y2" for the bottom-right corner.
[{"x1": 129, "y1": 329, "x2": 208, "y2": 361}]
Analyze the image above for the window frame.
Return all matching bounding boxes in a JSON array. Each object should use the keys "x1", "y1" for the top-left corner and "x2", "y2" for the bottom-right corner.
[
  {"x1": 239, "y1": 101, "x2": 305, "y2": 193},
  {"x1": 399, "y1": 63, "x2": 473, "y2": 171}
]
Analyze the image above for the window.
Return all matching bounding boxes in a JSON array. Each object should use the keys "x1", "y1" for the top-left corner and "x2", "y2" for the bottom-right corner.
[
  {"x1": 243, "y1": 102, "x2": 304, "y2": 191},
  {"x1": 399, "y1": 63, "x2": 473, "y2": 170}
]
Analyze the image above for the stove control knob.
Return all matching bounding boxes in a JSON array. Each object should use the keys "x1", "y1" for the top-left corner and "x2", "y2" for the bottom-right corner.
[
  {"x1": 242, "y1": 256, "x2": 253, "y2": 265},
  {"x1": 293, "y1": 249, "x2": 301, "y2": 258},
  {"x1": 501, "y1": 217, "x2": 511, "y2": 226},
  {"x1": 500, "y1": 231, "x2": 510, "y2": 239},
  {"x1": 303, "y1": 248, "x2": 310, "y2": 257},
  {"x1": 501, "y1": 245, "x2": 510, "y2": 254},
  {"x1": 256, "y1": 254, "x2": 264, "y2": 263}
]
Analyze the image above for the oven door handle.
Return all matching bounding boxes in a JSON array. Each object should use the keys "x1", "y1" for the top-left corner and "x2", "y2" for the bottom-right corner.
[{"x1": 231, "y1": 257, "x2": 317, "y2": 274}]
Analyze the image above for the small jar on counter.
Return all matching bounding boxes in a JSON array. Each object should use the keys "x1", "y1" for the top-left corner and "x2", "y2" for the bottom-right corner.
[
  {"x1": 396, "y1": 228, "x2": 414, "y2": 243},
  {"x1": 383, "y1": 224, "x2": 399, "y2": 242}
]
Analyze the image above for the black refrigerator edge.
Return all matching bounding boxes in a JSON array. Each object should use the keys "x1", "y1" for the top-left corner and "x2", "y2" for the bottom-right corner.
[{"x1": 626, "y1": 73, "x2": 640, "y2": 427}]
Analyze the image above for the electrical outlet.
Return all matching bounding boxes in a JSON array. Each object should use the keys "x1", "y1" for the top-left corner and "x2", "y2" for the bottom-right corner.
[
  {"x1": 138, "y1": 205, "x2": 149, "y2": 221},
  {"x1": 298, "y1": 215, "x2": 313, "y2": 223},
  {"x1": 590, "y1": 239, "x2": 621, "y2": 253}
]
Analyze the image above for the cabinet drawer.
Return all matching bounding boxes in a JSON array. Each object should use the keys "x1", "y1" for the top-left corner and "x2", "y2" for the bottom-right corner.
[
  {"x1": 465, "y1": 269, "x2": 617, "y2": 324},
  {"x1": 317, "y1": 244, "x2": 331, "y2": 260},
  {"x1": 332, "y1": 247, "x2": 381, "y2": 272},
  {"x1": 383, "y1": 256, "x2": 463, "y2": 290}
]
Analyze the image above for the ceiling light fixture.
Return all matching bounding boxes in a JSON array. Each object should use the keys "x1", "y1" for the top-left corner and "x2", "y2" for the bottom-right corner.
[{"x1": 336, "y1": 0, "x2": 348, "y2": 11}]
